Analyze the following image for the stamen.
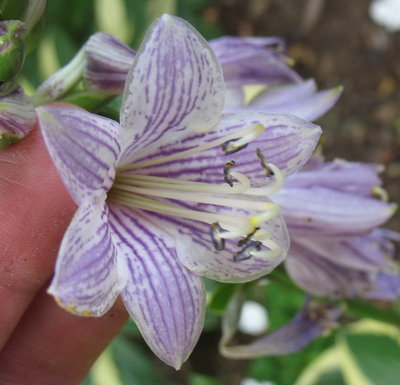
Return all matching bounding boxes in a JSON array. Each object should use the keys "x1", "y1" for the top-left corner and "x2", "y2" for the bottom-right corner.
[
  {"x1": 222, "y1": 124, "x2": 265, "y2": 155},
  {"x1": 224, "y1": 160, "x2": 236, "y2": 186},
  {"x1": 119, "y1": 124, "x2": 265, "y2": 171},
  {"x1": 256, "y1": 148, "x2": 274, "y2": 177},
  {"x1": 109, "y1": 190, "x2": 254, "y2": 233},
  {"x1": 237, "y1": 227, "x2": 260, "y2": 247},
  {"x1": 233, "y1": 241, "x2": 262, "y2": 262},
  {"x1": 210, "y1": 223, "x2": 226, "y2": 251},
  {"x1": 222, "y1": 138, "x2": 248, "y2": 154}
]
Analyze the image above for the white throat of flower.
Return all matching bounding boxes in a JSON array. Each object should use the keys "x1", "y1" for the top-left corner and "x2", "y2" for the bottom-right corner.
[{"x1": 109, "y1": 124, "x2": 284, "y2": 262}]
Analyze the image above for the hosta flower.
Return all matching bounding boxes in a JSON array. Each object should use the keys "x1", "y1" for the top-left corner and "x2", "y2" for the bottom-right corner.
[
  {"x1": 210, "y1": 37, "x2": 343, "y2": 121},
  {"x1": 37, "y1": 15, "x2": 321, "y2": 368},
  {"x1": 220, "y1": 293, "x2": 342, "y2": 358},
  {"x1": 274, "y1": 158, "x2": 399, "y2": 299}
]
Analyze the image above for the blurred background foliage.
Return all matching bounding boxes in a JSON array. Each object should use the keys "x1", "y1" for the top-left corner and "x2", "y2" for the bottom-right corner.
[{"x1": 10, "y1": 0, "x2": 400, "y2": 384}]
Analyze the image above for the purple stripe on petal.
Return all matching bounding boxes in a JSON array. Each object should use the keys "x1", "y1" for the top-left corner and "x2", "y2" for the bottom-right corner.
[
  {"x1": 108, "y1": 203, "x2": 206, "y2": 369},
  {"x1": 0, "y1": 86, "x2": 36, "y2": 141},
  {"x1": 83, "y1": 32, "x2": 136, "y2": 94},
  {"x1": 37, "y1": 105, "x2": 121, "y2": 204},
  {"x1": 129, "y1": 111, "x2": 321, "y2": 184},
  {"x1": 48, "y1": 195, "x2": 125, "y2": 316},
  {"x1": 119, "y1": 15, "x2": 225, "y2": 164}
]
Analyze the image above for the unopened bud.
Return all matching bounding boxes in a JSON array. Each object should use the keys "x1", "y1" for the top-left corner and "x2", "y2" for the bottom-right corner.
[
  {"x1": 0, "y1": 20, "x2": 26, "y2": 81},
  {"x1": 0, "y1": 85, "x2": 36, "y2": 148}
]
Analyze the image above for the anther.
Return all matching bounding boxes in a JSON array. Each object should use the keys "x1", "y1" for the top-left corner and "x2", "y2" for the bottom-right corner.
[
  {"x1": 256, "y1": 148, "x2": 274, "y2": 177},
  {"x1": 210, "y1": 222, "x2": 226, "y2": 251},
  {"x1": 237, "y1": 227, "x2": 260, "y2": 247},
  {"x1": 222, "y1": 138, "x2": 248, "y2": 155},
  {"x1": 223, "y1": 160, "x2": 235, "y2": 187},
  {"x1": 233, "y1": 241, "x2": 262, "y2": 262}
]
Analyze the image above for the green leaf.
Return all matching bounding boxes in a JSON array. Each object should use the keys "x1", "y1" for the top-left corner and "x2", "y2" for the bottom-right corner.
[
  {"x1": 111, "y1": 335, "x2": 173, "y2": 385},
  {"x1": 341, "y1": 333, "x2": 400, "y2": 385},
  {"x1": 207, "y1": 283, "x2": 237, "y2": 314}
]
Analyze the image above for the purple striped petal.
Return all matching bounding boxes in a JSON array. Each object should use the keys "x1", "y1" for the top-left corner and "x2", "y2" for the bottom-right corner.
[
  {"x1": 291, "y1": 233, "x2": 391, "y2": 272},
  {"x1": 210, "y1": 36, "x2": 301, "y2": 86},
  {"x1": 48, "y1": 194, "x2": 125, "y2": 316},
  {"x1": 83, "y1": 32, "x2": 136, "y2": 94},
  {"x1": 120, "y1": 14, "x2": 224, "y2": 164},
  {"x1": 108, "y1": 203, "x2": 206, "y2": 369},
  {"x1": 286, "y1": 240, "x2": 380, "y2": 298},
  {"x1": 36, "y1": 105, "x2": 121, "y2": 204},
  {"x1": 249, "y1": 81, "x2": 343, "y2": 121},
  {"x1": 131, "y1": 111, "x2": 321, "y2": 184},
  {"x1": 284, "y1": 158, "x2": 384, "y2": 196},
  {"x1": 273, "y1": 186, "x2": 396, "y2": 237},
  {"x1": 133, "y1": 204, "x2": 290, "y2": 283},
  {"x1": 220, "y1": 295, "x2": 342, "y2": 358},
  {"x1": 0, "y1": 86, "x2": 36, "y2": 146}
]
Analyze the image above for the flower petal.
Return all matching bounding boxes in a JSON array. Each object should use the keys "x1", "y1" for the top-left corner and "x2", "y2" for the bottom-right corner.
[
  {"x1": 291, "y1": 232, "x2": 391, "y2": 272},
  {"x1": 48, "y1": 193, "x2": 125, "y2": 316},
  {"x1": 120, "y1": 14, "x2": 224, "y2": 164},
  {"x1": 210, "y1": 36, "x2": 301, "y2": 86},
  {"x1": 83, "y1": 32, "x2": 136, "y2": 94},
  {"x1": 0, "y1": 85, "x2": 36, "y2": 147},
  {"x1": 365, "y1": 272, "x2": 400, "y2": 301},
  {"x1": 249, "y1": 81, "x2": 343, "y2": 121},
  {"x1": 108, "y1": 203, "x2": 206, "y2": 369},
  {"x1": 131, "y1": 111, "x2": 321, "y2": 183},
  {"x1": 284, "y1": 158, "x2": 384, "y2": 196},
  {"x1": 273, "y1": 186, "x2": 396, "y2": 237},
  {"x1": 286, "y1": 240, "x2": 378, "y2": 298},
  {"x1": 36, "y1": 105, "x2": 121, "y2": 204},
  {"x1": 132, "y1": 204, "x2": 290, "y2": 283},
  {"x1": 220, "y1": 294, "x2": 342, "y2": 358}
]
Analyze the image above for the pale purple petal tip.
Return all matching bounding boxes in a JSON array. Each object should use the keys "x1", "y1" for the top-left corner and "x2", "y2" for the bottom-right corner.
[
  {"x1": 109, "y1": 204, "x2": 206, "y2": 369},
  {"x1": 83, "y1": 32, "x2": 136, "y2": 94},
  {"x1": 36, "y1": 105, "x2": 121, "y2": 204},
  {"x1": 120, "y1": 14, "x2": 225, "y2": 164},
  {"x1": 48, "y1": 195, "x2": 125, "y2": 316},
  {"x1": 210, "y1": 36, "x2": 301, "y2": 86},
  {"x1": 250, "y1": 81, "x2": 343, "y2": 121}
]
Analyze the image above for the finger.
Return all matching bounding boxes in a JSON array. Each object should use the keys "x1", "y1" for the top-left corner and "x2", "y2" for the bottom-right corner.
[
  {"x1": 0, "y1": 286, "x2": 128, "y2": 385},
  {"x1": 0, "y1": 128, "x2": 76, "y2": 348}
]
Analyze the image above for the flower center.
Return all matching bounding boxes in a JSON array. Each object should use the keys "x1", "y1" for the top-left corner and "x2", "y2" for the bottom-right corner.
[{"x1": 108, "y1": 124, "x2": 284, "y2": 261}]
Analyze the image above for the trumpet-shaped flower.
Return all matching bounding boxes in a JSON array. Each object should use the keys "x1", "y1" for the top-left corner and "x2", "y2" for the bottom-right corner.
[
  {"x1": 274, "y1": 158, "x2": 399, "y2": 299},
  {"x1": 37, "y1": 15, "x2": 321, "y2": 368}
]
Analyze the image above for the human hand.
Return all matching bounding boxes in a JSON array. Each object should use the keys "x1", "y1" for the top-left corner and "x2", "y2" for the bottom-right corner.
[{"x1": 0, "y1": 127, "x2": 128, "y2": 385}]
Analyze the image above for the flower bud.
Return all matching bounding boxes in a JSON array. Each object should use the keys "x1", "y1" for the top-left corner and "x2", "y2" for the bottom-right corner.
[
  {"x1": 0, "y1": 85, "x2": 36, "y2": 148},
  {"x1": 0, "y1": 20, "x2": 26, "y2": 81}
]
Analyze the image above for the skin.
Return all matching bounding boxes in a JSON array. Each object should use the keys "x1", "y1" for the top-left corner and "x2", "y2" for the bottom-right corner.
[{"x1": 0, "y1": 127, "x2": 128, "y2": 384}]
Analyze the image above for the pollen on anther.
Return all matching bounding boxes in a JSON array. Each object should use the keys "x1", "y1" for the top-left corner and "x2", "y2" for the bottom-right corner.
[
  {"x1": 210, "y1": 222, "x2": 226, "y2": 251},
  {"x1": 256, "y1": 148, "x2": 274, "y2": 177},
  {"x1": 222, "y1": 138, "x2": 248, "y2": 154},
  {"x1": 223, "y1": 160, "x2": 235, "y2": 187},
  {"x1": 233, "y1": 241, "x2": 262, "y2": 262},
  {"x1": 237, "y1": 227, "x2": 260, "y2": 247}
]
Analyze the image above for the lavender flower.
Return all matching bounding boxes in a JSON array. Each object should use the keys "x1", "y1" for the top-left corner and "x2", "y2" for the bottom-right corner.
[
  {"x1": 36, "y1": 15, "x2": 321, "y2": 368},
  {"x1": 275, "y1": 158, "x2": 399, "y2": 299}
]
